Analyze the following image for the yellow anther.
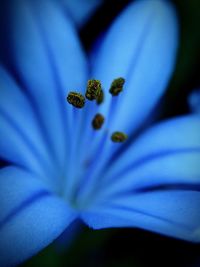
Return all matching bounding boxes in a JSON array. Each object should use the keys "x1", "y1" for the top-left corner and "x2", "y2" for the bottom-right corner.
[
  {"x1": 109, "y1": 77, "x2": 125, "y2": 96},
  {"x1": 67, "y1": 92, "x2": 85, "y2": 108},
  {"x1": 111, "y1": 131, "x2": 128, "y2": 142},
  {"x1": 92, "y1": 113, "x2": 105, "y2": 130},
  {"x1": 85, "y1": 79, "x2": 102, "y2": 101}
]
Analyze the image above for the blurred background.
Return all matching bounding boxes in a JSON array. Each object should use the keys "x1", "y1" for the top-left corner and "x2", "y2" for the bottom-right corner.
[{"x1": 13, "y1": 0, "x2": 200, "y2": 266}]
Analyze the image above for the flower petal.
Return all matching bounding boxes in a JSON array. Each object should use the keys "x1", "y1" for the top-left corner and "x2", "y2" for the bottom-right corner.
[
  {"x1": 0, "y1": 166, "x2": 76, "y2": 267},
  {"x1": 0, "y1": 0, "x2": 88, "y2": 168},
  {"x1": 96, "y1": 115, "x2": 200, "y2": 198},
  {"x1": 82, "y1": 190, "x2": 200, "y2": 242},
  {"x1": 0, "y1": 66, "x2": 55, "y2": 178},
  {"x1": 91, "y1": 0, "x2": 178, "y2": 134},
  {"x1": 81, "y1": 115, "x2": 200, "y2": 242},
  {"x1": 61, "y1": 0, "x2": 103, "y2": 27}
]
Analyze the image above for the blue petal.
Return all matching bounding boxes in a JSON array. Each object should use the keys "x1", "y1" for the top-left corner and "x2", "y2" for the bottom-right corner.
[
  {"x1": 0, "y1": 166, "x2": 76, "y2": 267},
  {"x1": 91, "y1": 0, "x2": 178, "y2": 134},
  {"x1": 0, "y1": 66, "x2": 56, "y2": 180},
  {"x1": 188, "y1": 89, "x2": 200, "y2": 114},
  {"x1": 61, "y1": 0, "x2": 103, "y2": 27},
  {"x1": 81, "y1": 115, "x2": 200, "y2": 242},
  {"x1": 82, "y1": 190, "x2": 200, "y2": 242},
  {"x1": 96, "y1": 115, "x2": 200, "y2": 198},
  {"x1": 0, "y1": 0, "x2": 88, "y2": 169}
]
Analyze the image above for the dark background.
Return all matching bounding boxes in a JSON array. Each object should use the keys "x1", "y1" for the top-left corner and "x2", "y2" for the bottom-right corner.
[{"x1": 4, "y1": 0, "x2": 199, "y2": 266}]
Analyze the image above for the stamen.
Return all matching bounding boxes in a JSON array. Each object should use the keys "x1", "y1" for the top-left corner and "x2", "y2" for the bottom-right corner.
[
  {"x1": 109, "y1": 77, "x2": 125, "y2": 96},
  {"x1": 111, "y1": 131, "x2": 128, "y2": 142},
  {"x1": 67, "y1": 91, "x2": 85, "y2": 108},
  {"x1": 92, "y1": 113, "x2": 105, "y2": 130},
  {"x1": 85, "y1": 79, "x2": 102, "y2": 101},
  {"x1": 96, "y1": 89, "x2": 104, "y2": 105}
]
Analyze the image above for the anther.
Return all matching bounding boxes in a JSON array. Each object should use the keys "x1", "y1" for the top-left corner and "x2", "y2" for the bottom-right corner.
[
  {"x1": 109, "y1": 77, "x2": 125, "y2": 96},
  {"x1": 96, "y1": 89, "x2": 104, "y2": 105},
  {"x1": 85, "y1": 79, "x2": 102, "y2": 100},
  {"x1": 67, "y1": 91, "x2": 85, "y2": 108},
  {"x1": 111, "y1": 131, "x2": 128, "y2": 142},
  {"x1": 92, "y1": 113, "x2": 105, "y2": 130}
]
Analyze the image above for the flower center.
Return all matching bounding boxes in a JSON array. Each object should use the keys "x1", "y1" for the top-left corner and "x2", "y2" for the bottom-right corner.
[
  {"x1": 66, "y1": 77, "x2": 127, "y2": 142},
  {"x1": 65, "y1": 78, "x2": 127, "y2": 209}
]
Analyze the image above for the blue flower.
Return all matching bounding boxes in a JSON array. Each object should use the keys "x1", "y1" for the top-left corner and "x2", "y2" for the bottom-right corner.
[{"x1": 0, "y1": 0, "x2": 200, "y2": 266}]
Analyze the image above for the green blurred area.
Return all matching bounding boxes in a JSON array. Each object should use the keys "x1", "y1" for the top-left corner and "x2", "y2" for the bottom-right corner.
[
  {"x1": 171, "y1": 0, "x2": 200, "y2": 89},
  {"x1": 21, "y1": 225, "x2": 200, "y2": 267},
  {"x1": 21, "y1": 227, "x2": 121, "y2": 267},
  {"x1": 163, "y1": 0, "x2": 200, "y2": 116},
  {"x1": 20, "y1": 1, "x2": 200, "y2": 267}
]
